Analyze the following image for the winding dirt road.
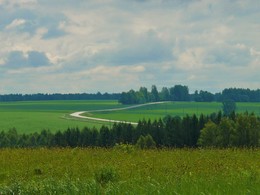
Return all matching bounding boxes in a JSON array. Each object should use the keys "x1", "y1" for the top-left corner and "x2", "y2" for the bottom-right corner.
[{"x1": 69, "y1": 101, "x2": 170, "y2": 125}]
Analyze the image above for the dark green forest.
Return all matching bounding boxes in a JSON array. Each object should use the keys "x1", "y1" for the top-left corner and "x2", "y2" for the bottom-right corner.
[{"x1": 1, "y1": 112, "x2": 259, "y2": 148}]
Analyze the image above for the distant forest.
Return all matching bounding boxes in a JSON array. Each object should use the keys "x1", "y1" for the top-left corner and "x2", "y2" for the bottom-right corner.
[
  {"x1": 119, "y1": 85, "x2": 260, "y2": 104},
  {"x1": 0, "y1": 85, "x2": 259, "y2": 103},
  {"x1": 0, "y1": 92, "x2": 120, "y2": 102}
]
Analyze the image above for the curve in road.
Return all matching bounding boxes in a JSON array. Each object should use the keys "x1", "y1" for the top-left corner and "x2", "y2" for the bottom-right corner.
[{"x1": 69, "y1": 101, "x2": 170, "y2": 125}]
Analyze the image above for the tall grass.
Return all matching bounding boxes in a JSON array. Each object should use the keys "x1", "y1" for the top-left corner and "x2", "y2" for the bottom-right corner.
[{"x1": 0, "y1": 148, "x2": 259, "y2": 194}]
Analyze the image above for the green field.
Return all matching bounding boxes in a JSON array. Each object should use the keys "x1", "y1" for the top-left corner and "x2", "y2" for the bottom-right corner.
[
  {"x1": 0, "y1": 100, "x2": 125, "y2": 133},
  {"x1": 0, "y1": 148, "x2": 259, "y2": 194},
  {"x1": 1, "y1": 100, "x2": 260, "y2": 133},
  {"x1": 88, "y1": 101, "x2": 260, "y2": 123}
]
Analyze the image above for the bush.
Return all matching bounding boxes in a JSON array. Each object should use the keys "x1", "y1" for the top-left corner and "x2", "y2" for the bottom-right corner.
[
  {"x1": 113, "y1": 143, "x2": 135, "y2": 153},
  {"x1": 94, "y1": 166, "x2": 119, "y2": 186},
  {"x1": 136, "y1": 134, "x2": 156, "y2": 149},
  {"x1": 34, "y1": 168, "x2": 43, "y2": 175}
]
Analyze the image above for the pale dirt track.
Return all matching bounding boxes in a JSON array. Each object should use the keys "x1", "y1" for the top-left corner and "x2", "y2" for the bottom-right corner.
[{"x1": 69, "y1": 101, "x2": 170, "y2": 125}]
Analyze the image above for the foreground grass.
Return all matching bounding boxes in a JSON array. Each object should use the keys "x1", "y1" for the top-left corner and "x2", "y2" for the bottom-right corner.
[{"x1": 0, "y1": 148, "x2": 259, "y2": 194}]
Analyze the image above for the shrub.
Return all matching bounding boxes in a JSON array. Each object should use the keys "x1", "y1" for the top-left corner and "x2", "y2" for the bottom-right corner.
[
  {"x1": 136, "y1": 134, "x2": 156, "y2": 149},
  {"x1": 113, "y1": 143, "x2": 135, "y2": 153},
  {"x1": 94, "y1": 166, "x2": 119, "y2": 186},
  {"x1": 34, "y1": 168, "x2": 43, "y2": 175}
]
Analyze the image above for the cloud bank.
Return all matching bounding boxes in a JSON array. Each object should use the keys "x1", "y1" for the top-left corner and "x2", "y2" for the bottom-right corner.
[{"x1": 0, "y1": 0, "x2": 259, "y2": 94}]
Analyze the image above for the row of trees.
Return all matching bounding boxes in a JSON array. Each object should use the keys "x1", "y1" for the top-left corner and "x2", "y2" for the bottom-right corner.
[
  {"x1": 221, "y1": 88, "x2": 260, "y2": 102},
  {"x1": 119, "y1": 86, "x2": 260, "y2": 104},
  {"x1": 1, "y1": 112, "x2": 259, "y2": 148},
  {"x1": 0, "y1": 87, "x2": 259, "y2": 103},
  {"x1": 0, "y1": 92, "x2": 120, "y2": 102},
  {"x1": 119, "y1": 85, "x2": 189, "y2": 104}
]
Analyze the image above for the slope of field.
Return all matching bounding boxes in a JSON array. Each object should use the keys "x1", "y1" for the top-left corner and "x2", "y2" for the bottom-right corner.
[
  {"x1": 0, "y1": 100, "x2": 124, "y2": 133},
  {"x1": 85, "y1": 102, "x2": 260, "y2": 123},
  {"x1": 0, "y1": 148, "x2": 259, "y2": 194}
]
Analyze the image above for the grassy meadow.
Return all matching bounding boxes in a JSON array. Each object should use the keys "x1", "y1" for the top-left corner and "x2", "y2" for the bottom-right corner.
[
  {"x1": 1, "y1": 100, "x2": 260, "y2": 133},
  {"x1": 0, "y1": 100, "x2": 124, "y2": 133},
  {"x1": 88, "y1": 101, "x2": 260, "y2": 123},
  {"x1": 0, "y1": 148, "x2": 259, "y2": 194}
]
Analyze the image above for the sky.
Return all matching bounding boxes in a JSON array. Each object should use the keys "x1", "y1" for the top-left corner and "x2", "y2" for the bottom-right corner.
[{"x1": 0, "y1": 0, "x2": 259, "y2": 94}]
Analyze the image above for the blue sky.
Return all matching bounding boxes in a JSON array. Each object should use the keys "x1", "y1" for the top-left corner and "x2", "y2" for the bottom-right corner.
[{"x1": 0, "y1": 0, "x2": 259, "y2": 94}]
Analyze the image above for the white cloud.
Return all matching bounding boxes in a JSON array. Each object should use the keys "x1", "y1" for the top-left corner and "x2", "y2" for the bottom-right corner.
[
  {"x1": 5, "y1": 19, "x2": 26, "y2": 30},
  {"x1": 75, "y1": 65, "x2": 145, "y2": 81},
  {"x1": 7, "y1": 63, "x2": 61, "y2": 74},
  {"x1": 176, "y1": 48, "x2": 206, "y2": 70}
]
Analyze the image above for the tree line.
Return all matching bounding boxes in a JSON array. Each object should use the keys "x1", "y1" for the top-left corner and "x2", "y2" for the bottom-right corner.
[
  {"x1": 119, "y1": 85, "x2": 189, "y2": 104},
  {"x1": 119, "y1": 85, "x2": 260, "y2": 104},
  {"x1": 221, "y1": 88, "x2": 260, "y2": 102},
  {"x1": 1, "y1": 86, "x2": 259, "y2": 103},
  {"x1": 0, "y1": 112, "x2": 259, "y2": 148},
  {"x1": 0, "y1": 92, "x2": 120, "y2": 102}
]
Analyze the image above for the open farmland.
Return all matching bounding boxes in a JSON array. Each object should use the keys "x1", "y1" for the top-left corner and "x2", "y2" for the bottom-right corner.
[
  {"x1": 86, "y1": 101, "x2": 260, "y2": 123},
  {"x1": 0, "y1": 100, "x2": 126, "y2": 133},
  {"x1": 0, "y1": 148, "x2": 259, "y2": 194},
  {"x1": 1, "y1": 100, "x2": 260, "y2": 133}
]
